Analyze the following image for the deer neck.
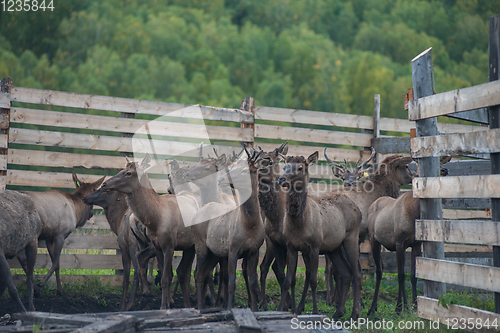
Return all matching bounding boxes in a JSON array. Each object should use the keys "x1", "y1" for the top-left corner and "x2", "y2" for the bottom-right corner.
[
  {"x1": 239, "y1": 169, "x2": 262, "y2": 230},
  {"x1": 259, "y1": 174, "x2": 285, "y2": 227},
  {"x1": 369, "y1": 173, "x2": 402, "y2": 199},
  {"x1": 285, "y1": 181, "x2": 309, "y2": 227},
  {"x1": 69, "y1": 193, "x2": 94, "y2": 229},
  {"x1": 195, "y1": 175, "x2": 221, "y2": 206},
  {"x1": 125, "y1": 176, "x2": 162, "y2": 232}
]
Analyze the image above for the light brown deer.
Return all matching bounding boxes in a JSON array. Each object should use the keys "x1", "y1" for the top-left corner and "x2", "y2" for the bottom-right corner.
[
  {"x1": 190, "y1": 147, "x2": 266, "y2": 311},
  {"x1": 0, "y1": 190, "x2": 42, "y2": 312},
  {"x1": 16, "y1": 172, "x2": 105, "y2": 296},
  {"x1": 83, "y1": 187, "x2": 144, "y2": 311},
  {"x1": 367, "y1": 191, "x2": 421, "y2": 315},
  {"x1": 277, "y1": 152, "x2": 363, "y2": 319},
  {"x1": 102, "y1": 155, "x2": 198, "y2": 309}
]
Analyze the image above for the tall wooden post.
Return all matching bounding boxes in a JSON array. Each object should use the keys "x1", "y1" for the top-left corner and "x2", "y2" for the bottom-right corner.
[
  {"x1": 240, "y1": 97, "x2": 255, "y2": 148},
  {"x1": 488, "y1": 14, "x2": 500, "y2": 313},
  {"x1": 373, "y1": 94, "x2": 380, "y2": 164},
  {"x1": 411, "y1": 48, "x2": 446, "y2": 299},
  {"x1": 0, "y1": 77, "x2": 12, "y2": 191}
]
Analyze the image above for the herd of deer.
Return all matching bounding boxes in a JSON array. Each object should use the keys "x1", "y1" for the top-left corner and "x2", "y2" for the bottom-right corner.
[{"x1": 1, "y1": 141, "x2": 437, "y2": 320}]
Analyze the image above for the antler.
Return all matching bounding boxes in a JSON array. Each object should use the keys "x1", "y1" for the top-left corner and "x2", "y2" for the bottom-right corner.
[
  {"x1": 199, "y1": 142, "x2": 204, "y2": 160},
  {"x1": 356, "y1": 147, "x2": 375, "y2": 170},
  {"x1": 213, "y1": 147, "x2": 220, "y2": 158},
  {"x1": 324, "y1": 148, "x2": 346, "y2": 171}
]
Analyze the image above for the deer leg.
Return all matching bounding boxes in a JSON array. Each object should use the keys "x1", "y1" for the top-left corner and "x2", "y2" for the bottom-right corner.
[
  {"x1": 159, "y1": 248, "x2": 174, "y2": 309},
  {"x1": 120, "y1": 244, "x2": 132, "y2": 312},
  {"x1": 245, "y1": 252, "x2": 260, "y2": 311},
  {"x1": 297, "y1": 251, "x2": 311, "y2": 315},
  {"x1": 16, "y1": 249, "x2": 41, "y2": 298},
  {"x1": 273, "y1": 242, "x2": 291, "y2": 309},
  {"x1": 341, "y1": 235, "x2": 361, "y2": 320},
  {"x1": 278, "y1": 245, "x2": 298, "y2": 313},
  {"x1": 395, "y1": 242, "x2": 407, "y2": 314},
  {"x1": 411, "y1": 243, "x2": 421, "y2": 310},
  {"x1": 259, "y1": 240, "x2": 274, "y2": 311},
  {"x1": 126, "y1": 243, "x2": 141, "y2": 311},
  {"x1": 177, "y1": 246, "x2": 195, "y2": 308},
  {"x1": 0, "y1": 249, "x2": 27, "y2": 312},
  {"x1": 227, "y1": 252, "x2": 239, "y2": 309},
  {"x1": 136, "y1": 244, "x2": 156, "y2": 294},
  {"x1": 368, "y1": 239, "x2": 382, "y2": 315},
  {"x1": 325, "y1": 256, "x2": 333, "y2": 305},
  {"x1": 25, "y1": 240, "x2": 38, "y2": 312},
  {"x1": 38, "y1": 234, "x2": 65, "y2": 295},
  {"x1": 218, "y1": 259, "x2": 229, "y2": 308},
  {"x1": 241, "y1": 257, "x2": 251, "y2": 307}
]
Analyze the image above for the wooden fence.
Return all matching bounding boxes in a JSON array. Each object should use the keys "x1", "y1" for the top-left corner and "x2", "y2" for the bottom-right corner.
[
  {"x1": 409, "y1": 14, "x2": 500, "y2": 331},
  {"x1": 0, "y1": 64, "x2": 491, "y2": 286}
]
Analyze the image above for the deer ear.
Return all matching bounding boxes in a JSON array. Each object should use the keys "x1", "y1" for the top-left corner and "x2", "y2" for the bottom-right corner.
[
  {"x1": 95, "y1": 175, "x2": 106, "y2": 188},
  {"x1": 332, "y1": 165, "x2": 344, "y2": 178},
  {"x1": 307, "y1": 151, "x2": 319, "y2": 166},
  {"x1": 141, "y1": 153, "x2": 152, "y2": 167},
  {"x1": 170, "y1": 160, "x2": 179, "y2": 173},
  {"x1": 277, "y1": 141, "x2": 289, "y2": 156},
  {"x1": 72, "y1": 171, "x2": 81, "y2": 188}
]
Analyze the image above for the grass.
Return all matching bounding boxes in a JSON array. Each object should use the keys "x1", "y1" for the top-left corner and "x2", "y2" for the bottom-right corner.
[{"x1": 7, "y1": 267, "x2": 494, "y2": 332}]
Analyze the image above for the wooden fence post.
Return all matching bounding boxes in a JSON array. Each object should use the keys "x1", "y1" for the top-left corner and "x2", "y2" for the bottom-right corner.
[
  {"x1": 0, "y1": 77, "x2": 12, "y2": 191},
  {"x1": 240, "y1": 97, "x2": 255, "y2": 148},
  {"x1": 373, "y1": 94, "x2": 380, "y2": 164},
  {"x1": 411, "y1": 48, "x2": 446, "y2": 299},
  {"x1": 489, "y1": 14, "x2": 500, "y2": 313}
]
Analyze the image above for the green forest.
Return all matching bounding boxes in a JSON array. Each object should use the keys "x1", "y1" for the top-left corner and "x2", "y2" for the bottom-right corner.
[{"x1": 1, "y1": 0, "x2": 499, "y2": 120}]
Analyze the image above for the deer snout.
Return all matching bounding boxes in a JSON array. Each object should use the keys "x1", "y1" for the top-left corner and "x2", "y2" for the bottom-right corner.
[
  {"x1": 277, "y1": 176, "x2": 289, "y2": 187},
  {"x1": 344, "y1": 180, "x2": 354, "y2": 187}
]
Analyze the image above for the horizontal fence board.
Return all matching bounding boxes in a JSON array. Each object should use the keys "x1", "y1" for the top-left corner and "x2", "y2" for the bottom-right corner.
[
  {"x1": 442, "y1": 198, "x2": 491, "y2": 210},
  {"x1": 0, "y1": 92, "x2": 10, "y2": 108},
  {"x1": 413, "y1": 175, "x2": 500, "y2": 198},
  {"x1": 409, "y1": 80, "x2": 500, "y2": 121},
  {"x1": 372, "y1": 136, "x2": 410, "y2": 154},
  {"x1": 11, "y1": 108, "x2": 253, "y2": 142},
  {"x1": 9, "y1": 128, "x2": 231, "y2": 158},
  {"x1": 445, "y1": 160, "x2": 491, "y2": 176},
  {"x1": 39, "y1": 235, "x2": 119, "y2": 250},
  {"x1": 10, "y1": 87, "x2": 253, "y2": 123},
  {"x1": 0, "y1": 134, "x2": 7, "y2": 148},
  {"x1": 6, "y1": 169, "x2": 171, "y2": 193},
  {"x1": 446, "y1": 107, "x2": 490, "y2": 124},
  {"x1": 418, "y1": 296, "x2": 500, "y2": 332},
  {"x1": 415, "y1": 219, "x2": 500, "y2": 245},
  {"x1": 83, "y1": 215, "x2": 111, "y2": 230},
  {"x1": 257, "y1": 143, "x2": 372, "y2": 162},
  {"x1": 411, "y1": 128, "x2": 500, "y2": 158},
  {"x1": 416, "y1": 257, "x2": 500, "y2": 292},
  {"x1": 8, "y1": 253, "x2": 124, "y2": 270},
  {"x1": 443, "y1": 209, "x2": 491, "y2": 220},
  {"x1": 255, "y1": 124, "x2": 372, "y2": 147}
]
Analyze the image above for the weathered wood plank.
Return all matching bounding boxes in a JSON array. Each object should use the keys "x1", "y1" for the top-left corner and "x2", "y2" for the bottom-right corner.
[
  {"x1": 73, "y1": 314, "x2": 139, "y2": 333},
  {"x1": 408, "y1": 80, "x2": 500, "y2": 121},
  {"x1": 10, "y1": 108, "x2": 253, "y2": 142},
  {"x1": 83, "y1": 215, "x2": 113, "y2": 230},
  {"x1": 416, "y1": 258, "x2": 500, "y2": 292},
  {"x1": 418, "y1": 296, "x2": 500, "y2": 332},
  {"x1": 445, "y1": 160, "x2": 491, "y2": 176},
  {"x1": 415, "y1": 219, "x2": 500, "y2": 245},
  {"x1": 13, "y1": 312, "x2": 98, "y2": 326},
  {"x1": 10, "y1": 87, "x2": 253, "y2": 123},
  {"x1": 38, "y1": 234, "x2": 119, "y2": 250},
  {"x1": 442, "y1": 198, "x2": 491, "y2": 210},
  {"x1": 0, "y1": 92, "x2": 10, "y2": 108},
  {"x1": 255, "y1": 124, "x2": 372, "y2": 147},
  {"x1": 231, "y1": 308, "x2": 262, "y2": 333},
  {"x1": 257, "y1": 142, "x2": 372, "y2": 162},
  {"x1": 443, "y1": 208, "x2": 491, "y2": 220},
  {"x1": 446, "y1": 107, "x2": 490, "y2": 124},
  {"x1": 8, "y1": 253, "x2": 124, "y2": 270},
  {"x1": 412, "y1": 174, "x2": 500, "y2": 198},
  {"x1": 0, "y1": 134, "x2": 7, "y2": 149},
  {"x1": 372, "y1": 136, "x2": 410, "y2": 154},
  {"x1": 0, "y1": 155, "x2": 6, "y2": 171},
  {"x1": 411, "y1": 128, "x2": 500, "y2": 158}
]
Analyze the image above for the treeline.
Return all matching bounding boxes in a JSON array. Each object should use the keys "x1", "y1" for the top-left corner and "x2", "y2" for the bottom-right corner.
[{"x1": 1, "y1": 0, "x2": 498, "y2": 119}]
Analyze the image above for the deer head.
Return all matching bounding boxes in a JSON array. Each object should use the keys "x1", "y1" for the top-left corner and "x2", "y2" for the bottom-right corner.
[
  {"x1": 277, "y1": 151, "x2": 318, "y2": 189},
  {"x1": 102, "y1": 154, "x2": 153, "y2": 193},
  {"x1": 324, "y1": 147, "x2": 375, "y2": 187}
]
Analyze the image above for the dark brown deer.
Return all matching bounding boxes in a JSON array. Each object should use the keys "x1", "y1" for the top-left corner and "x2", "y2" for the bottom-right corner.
[
  {"x1": 277, "y1": 152, "x2": 363, "y2": 319},
  {"x1": 190, "y1": 147, "x2": 266, "y2": 311},
  {"x1": 83, "y1": 187, "x2": 144, "y2": 311},
  {"x1": 0, "y1": 190, "x2": 42, "y2": 312},
  {"x1": 16, "y1": 172, "x2": 105, "y2": 296},
  {"x1": 367, "y1": 191, "x2": 421, "y2": 315},
  {"x1": 325, "y1": 147, "x2": 375, "y2": 187},
  {"x1": 102, "y1": 155, "x2": 199, "y2": 309}
]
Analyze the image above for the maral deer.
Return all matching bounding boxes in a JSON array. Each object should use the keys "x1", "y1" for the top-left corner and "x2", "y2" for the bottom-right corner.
[
  {"x1": 102, "y1": 155, "x2": 198, "y2": 309},
  {"x1": 83, "y1": 187, "x2": 144, "y2": 311},
  {"x1": 0, "y1": 190, "x2": 42, "y2": 312},
  {"x1": 190, "y1": 146, "x2": 266, "y2": 311},
  {"x1": 16, "y1": 172, "x2": 105, "y2": 296},
  {"x1": 277, "y1": 152, "x2": 363, "y2": 319}
]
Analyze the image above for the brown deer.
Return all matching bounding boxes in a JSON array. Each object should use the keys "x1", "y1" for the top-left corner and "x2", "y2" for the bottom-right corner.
[
  {"x1": 82, "y1": 187, "x2": 145, "y2": 311},
  {"x1": 277, "y1": 152, "x2": 363, "y2": 319},
  {"x1": 16, "y1": 172, "x2": 105, "y2": 296},
  {"x1": 367, "y1": 191, "x2": 421, "y2": 315},
  {"x1": 190, "y1": 146, "x2": 266, "y2": 311},
  {"x1": 325, "y1": 147, "x2": 375, "y2": 187},
  {"x1": 102, "y1": 154, "x2": 198, "y2": 309},
  {"x1": 0, "y1": 190, "x2": 42, "y2": 312},
  {"x1": 255, "y1": 142, "x2": 290, "y2": 311}
]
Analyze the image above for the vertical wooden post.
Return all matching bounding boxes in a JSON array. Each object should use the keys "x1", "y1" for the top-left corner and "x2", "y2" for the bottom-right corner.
[
  {"x1": 240, "y1": 97, "x2": 255, "y2": 148},
  {"x1": 411, "y1": 48, "x2": 446, "y2": 299},
  {"x1": 373, "y1": 94, "x2": 380, "y2": 164},
  {"x1": 488, "y1": 14, "x2": 500, "y2": 313},
  {"x1": 0, "y1": 77, "x2": 12, "y2": 191}
]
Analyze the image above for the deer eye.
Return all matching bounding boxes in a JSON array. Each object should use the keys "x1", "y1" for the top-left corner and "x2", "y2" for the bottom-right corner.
[
  {"x1": 204, "y1": 167, "x2": 210, "y2": 171},
  {"x1": 298, "y1": 166, "x2": 303, "y2": 171}
]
